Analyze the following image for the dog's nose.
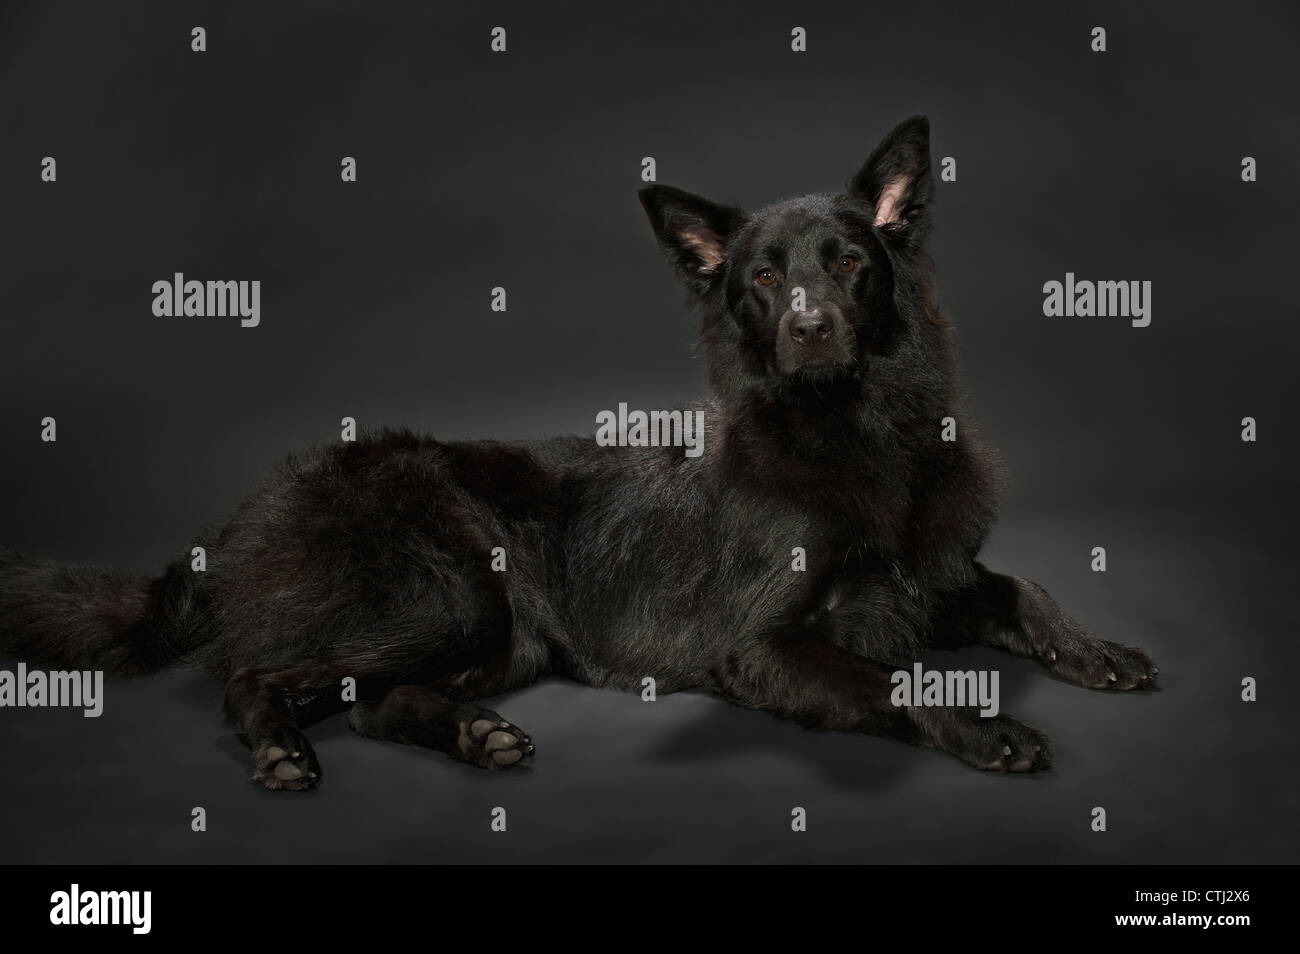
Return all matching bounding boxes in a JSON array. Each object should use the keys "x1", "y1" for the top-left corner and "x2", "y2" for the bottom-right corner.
[{"x1": 789, "y1": 309, "x2": 833, "y2": 344}]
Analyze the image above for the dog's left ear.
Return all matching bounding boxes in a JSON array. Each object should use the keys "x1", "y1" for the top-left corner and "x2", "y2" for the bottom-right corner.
[
  {"x1": 639, "y1": 185, "x2": 747, "y2": 294},
  {"x1": 849, "y1": 115, "x2": 934, "y2": 239}
]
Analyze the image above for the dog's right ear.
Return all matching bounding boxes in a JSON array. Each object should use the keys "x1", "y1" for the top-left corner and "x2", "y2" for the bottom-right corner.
[{"x1": 639, "y1": 185, "x2": 747, "y2": 294}]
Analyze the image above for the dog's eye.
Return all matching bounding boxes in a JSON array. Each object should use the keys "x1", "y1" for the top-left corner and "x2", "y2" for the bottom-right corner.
[
  {"x1": 755, "y1": 268, "x2": 777, "y2": 287},
  {"x1": 837, "y1": 256, "x2": 858, "y2": 273}
]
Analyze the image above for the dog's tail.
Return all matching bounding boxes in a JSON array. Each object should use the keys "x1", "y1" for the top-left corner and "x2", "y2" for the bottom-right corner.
[{"x1": 0, "y1": 547, "x2": 197, "y2": 676}]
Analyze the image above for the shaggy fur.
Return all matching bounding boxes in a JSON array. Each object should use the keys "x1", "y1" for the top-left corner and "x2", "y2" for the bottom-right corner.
[{"x1": 0, "y1": 116, "x2": 1157, "y2": 789}]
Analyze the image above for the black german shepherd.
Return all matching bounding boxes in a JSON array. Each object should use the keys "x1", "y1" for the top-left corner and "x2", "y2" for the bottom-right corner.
[{"x1": 0, "y1": 116, "x2": 1156, "y2": 789}]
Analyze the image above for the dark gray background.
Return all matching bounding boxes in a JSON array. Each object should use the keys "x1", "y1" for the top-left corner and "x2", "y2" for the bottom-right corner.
[{"x1": 1, "y1": 0, "x2": 1296, "y2": 863}]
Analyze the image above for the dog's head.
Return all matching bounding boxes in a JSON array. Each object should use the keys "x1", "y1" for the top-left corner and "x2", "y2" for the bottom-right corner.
[{"x1": 640, "y1": 116, "x2": 939, "y2": 406}]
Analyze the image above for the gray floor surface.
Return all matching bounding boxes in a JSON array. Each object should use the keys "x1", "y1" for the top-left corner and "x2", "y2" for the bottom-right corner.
[{"x1": 2, "y1": 503, "x2": 1294, "y2": 864}]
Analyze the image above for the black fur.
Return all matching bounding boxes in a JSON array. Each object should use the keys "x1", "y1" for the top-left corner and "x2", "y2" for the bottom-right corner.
[{"x1": 0, "y1": 116, "x2": 1157, "y2": 788}]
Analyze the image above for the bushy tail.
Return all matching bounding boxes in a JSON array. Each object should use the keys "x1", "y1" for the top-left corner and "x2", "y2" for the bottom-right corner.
[{"x1": 0, "y1": 548, "x2": 191, "y2": 676}]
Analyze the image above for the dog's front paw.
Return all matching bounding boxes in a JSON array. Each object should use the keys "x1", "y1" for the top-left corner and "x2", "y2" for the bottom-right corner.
[
  {"x1": 1016, "y1": 579, "x2": 1158, "y2": 691},
  {"x1": 913, "y1": 709, "x2": 1052, "y2": 773},
  {"x1": 1043, "y1": 636, "x2": 1158, "y2": 691}
]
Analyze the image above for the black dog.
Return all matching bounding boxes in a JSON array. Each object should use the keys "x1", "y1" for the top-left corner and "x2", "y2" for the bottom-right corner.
[{"x1": 0, "y1": 116, "x2": 1156, "y2": 789}]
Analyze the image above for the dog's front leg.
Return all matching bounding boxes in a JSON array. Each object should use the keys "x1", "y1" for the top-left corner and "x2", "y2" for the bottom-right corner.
[
  {"x1": 712, "y1": 629, "x2": 1052, "y2": 772},
  {"x1": 932, "y1": 563, "x2": 1159, "y2": 691}
]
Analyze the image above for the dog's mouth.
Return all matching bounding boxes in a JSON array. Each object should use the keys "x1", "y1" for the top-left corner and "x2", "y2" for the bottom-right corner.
[
  {"x1": 789, "y1": 359, "x2": 856, "y2": 376},
  {"x1": 780, "y1": 362, "x2": 862, "y2": 399}
]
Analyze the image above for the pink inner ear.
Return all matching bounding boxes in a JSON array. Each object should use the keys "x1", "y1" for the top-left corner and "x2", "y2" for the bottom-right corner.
[
  {"x1": 681, "y1": 226, "x2": 727, "y2": 273},
  {"x1": 873, "y1": 177, "x2": 911, "y2": 226}
]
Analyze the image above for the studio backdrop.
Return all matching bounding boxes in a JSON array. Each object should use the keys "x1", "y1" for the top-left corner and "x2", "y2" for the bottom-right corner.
[{"x1": 0, "y1": 0, "x2": 1296, "y2": 864}]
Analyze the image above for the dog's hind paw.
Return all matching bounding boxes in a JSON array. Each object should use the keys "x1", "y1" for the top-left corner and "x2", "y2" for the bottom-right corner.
[
  {"x1": 456, "y1": 709, "x2": 535, "y2": 770},
  {"x1": 253, "y1": 733, "x2": 321, "y2": 791}
]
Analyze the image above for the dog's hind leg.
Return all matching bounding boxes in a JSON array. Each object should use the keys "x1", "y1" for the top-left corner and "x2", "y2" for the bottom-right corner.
[
  {"x1": 223, "y1": 662, "x2": 348, "y2": 791},
  {"x1": 931, "y1": 562, "x2": 1158, "y2": 690},
  {"x1": 348, "y1": 685, "x2": 534, "y2": 770}
]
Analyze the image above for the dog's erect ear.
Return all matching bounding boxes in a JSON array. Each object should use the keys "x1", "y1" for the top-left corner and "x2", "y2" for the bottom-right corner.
[
  {"x1": 849, "y1": 115, "x2": 934, "y2": 238},
  {"x1": 639, "y1": 185, "x2": 747, "y2": 291}
]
